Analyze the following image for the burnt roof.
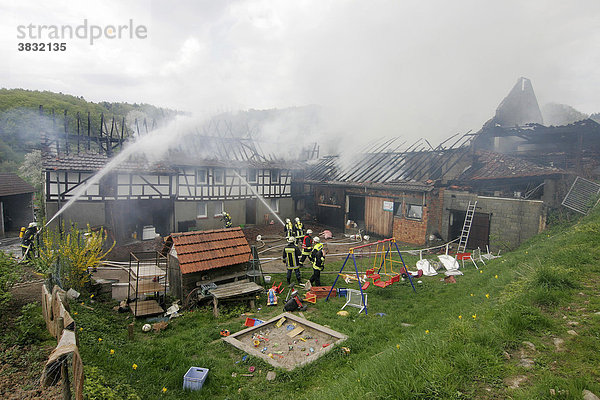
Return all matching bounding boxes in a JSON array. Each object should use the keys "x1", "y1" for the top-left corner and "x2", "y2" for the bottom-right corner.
[
  {"x1": 165, "y1": 227, "x2": 251, "y2": 274},
  {"x1": 459, "y1": 150, "x2": 564, "y2": 181},
  {"x1": 42, "y1": 152, "x2": 177, "y2": 173},
  {"x1": 305, "y1": 143, "x2": 470, "y2": 189},
  {"x1": 0, "y1": 173, "x2": 35, "y2": 196}
]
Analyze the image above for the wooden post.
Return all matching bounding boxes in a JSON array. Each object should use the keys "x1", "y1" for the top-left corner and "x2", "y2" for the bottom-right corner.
[
  {"x1": 57, "y1": 317, "x2": 64, "y2": 339},
  {"x1": 128, "y1": 322, "x2": 134, "y2": 341},
  {"x1": 61, "y1": 360, "x2": 71, "y2": 400}
]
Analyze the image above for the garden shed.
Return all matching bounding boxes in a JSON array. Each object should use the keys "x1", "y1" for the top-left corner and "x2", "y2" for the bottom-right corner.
[{"x1": 164, "y1": 227, "x2": 252, "y2": 302}]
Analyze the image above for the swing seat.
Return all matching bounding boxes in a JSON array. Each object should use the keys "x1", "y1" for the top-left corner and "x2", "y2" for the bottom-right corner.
[
  {"x1": 373, "y1": 280, "x2": 387, "y2": 288},
  {"x1": 366, "y1": 268, "x2": 376, "y2": 277},
  {"x1": 369, "y1": 274, "x2": 381, "y2": 281},
  {"x1": 361, "y1": 281, "x2": 370, "y2": 291},
  {"x1": 390, "y1": 274, "x2": 400, "y2": 283}
]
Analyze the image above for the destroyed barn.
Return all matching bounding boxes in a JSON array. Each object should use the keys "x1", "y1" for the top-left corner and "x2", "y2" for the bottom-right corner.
[{"x1": 39, "y1": 77, "x2": 600, "y2": 252}]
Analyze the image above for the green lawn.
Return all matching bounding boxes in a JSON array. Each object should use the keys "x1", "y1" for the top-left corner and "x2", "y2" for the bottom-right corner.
[{"x1": 73, "y1": 212, "x2": 600, "y2": 399}]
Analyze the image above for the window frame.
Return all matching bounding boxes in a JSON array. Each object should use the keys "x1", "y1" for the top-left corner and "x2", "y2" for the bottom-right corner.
[
  {"x1": 213, "y1": 168, "x2": 225, "y2": 185},
  {"x1": 196, "y1": 201, "x2": 207, "y2": 219},
  {"x1": 270, "y1": 198, "x2": 280, "y2": 213},
  {"x1": 406, "y1": 203, "x2": 423, "y2": 220},
  {"x1": 247, "y1": 168, "x2": 258, "y2": 183},
  {"x1": 196, "y1": 168, "x2": 208, "y2": 184},
  {"x1": 214, "y1": 201, "x2": 224, "y2": 217}
]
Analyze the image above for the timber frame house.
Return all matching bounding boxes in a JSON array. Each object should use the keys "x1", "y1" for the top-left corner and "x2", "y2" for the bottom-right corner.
[{"x1": 41, "y1": 110, "x2": 296, "y2": 242}]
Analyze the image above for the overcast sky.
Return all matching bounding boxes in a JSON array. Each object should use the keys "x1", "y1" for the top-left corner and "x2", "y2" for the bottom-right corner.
[{"x1": 2, "y1": 0, "x2": 599, "y2": 145}]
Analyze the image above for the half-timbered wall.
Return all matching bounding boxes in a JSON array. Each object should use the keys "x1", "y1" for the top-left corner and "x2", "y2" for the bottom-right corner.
[{"x1": 45, "y1": 167, "x2": 292, "y2": 201}]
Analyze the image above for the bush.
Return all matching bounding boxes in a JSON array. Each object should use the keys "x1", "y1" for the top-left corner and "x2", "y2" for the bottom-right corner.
[
  {"x1": 0, "y1": 251, "x2": 20, "y2": 308},
  {"x1": 15, "y1": 303, "x2": 51, "y2": 345}
]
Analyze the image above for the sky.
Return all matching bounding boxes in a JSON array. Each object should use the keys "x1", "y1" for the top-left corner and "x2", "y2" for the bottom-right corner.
[{"x1": 1, "y1": 0, "x2": 599, "y2": 147}]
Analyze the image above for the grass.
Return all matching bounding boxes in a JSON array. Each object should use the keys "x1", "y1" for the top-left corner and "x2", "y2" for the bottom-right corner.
[{"x1": 69, "y1": 210, "x2": 600, "y2": 399}]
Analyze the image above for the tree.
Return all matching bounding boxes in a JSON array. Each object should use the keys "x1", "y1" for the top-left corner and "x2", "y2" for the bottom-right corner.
[{"x1": 18, "y1": 149, "x2": 42, "y2": 190}]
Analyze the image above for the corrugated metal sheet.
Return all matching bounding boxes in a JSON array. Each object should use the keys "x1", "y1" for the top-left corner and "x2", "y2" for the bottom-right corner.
[
  {"x1": 364, "y1": 196, "x2": 394, "y2": 236},
  {"x1": 562, "y1": 176, "x2": 600, "y2": 215},
  {"x1": 166, "y1": 227, "x2": 251, "y2": 274}
]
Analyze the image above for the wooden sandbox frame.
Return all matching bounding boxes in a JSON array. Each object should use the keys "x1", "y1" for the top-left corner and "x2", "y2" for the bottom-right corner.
[{"x1": 222, "y1": 312, "x2": 348, "y2": 371}]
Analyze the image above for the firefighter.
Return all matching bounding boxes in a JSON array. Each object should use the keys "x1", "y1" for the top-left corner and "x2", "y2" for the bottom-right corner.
[
  {"x1": 284, "y1": 218, "x2": 294, "y2": 240},
  {"x1": 20, "y1": 222, "x2": 38, "y2": 259},
  {"x1": 309, "y1": 236, "x2": 325, "y2": 287},
  {"x1": 293, "y1": 217, "x2": 304, "y2": 241},
  {"x1": 221, "y1": 211, "x2": 232, "y2": 228},
  {"x1": 299, "y1": 229, "x2": 313, "y2": 263},
  {"x1": 283, "y1": 237, "x2": 302, "y2": 284}
]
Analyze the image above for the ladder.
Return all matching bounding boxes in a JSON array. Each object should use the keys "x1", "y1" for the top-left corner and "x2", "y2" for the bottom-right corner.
[
  {"x1": 246, "y1": 245, "x2": 265, "y2": 285},
  {"x1": 457, "y1": 201, "x2": 477, "y2": 253}
]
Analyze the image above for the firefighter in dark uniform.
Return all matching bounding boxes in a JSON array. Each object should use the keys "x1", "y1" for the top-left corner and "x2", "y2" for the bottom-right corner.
[
  {"x1": 299, "y1": 229, "x2": 313, "y2": 264},
  {"x1": 283, "y1": 237, "x2": 302, "y2": 284},
  {"x1": 221, "y1": 211, "x2": 232, "y2": 228},
  {"x1": 293, "y1": 217, "x2": 304, "y2": 242},
  {"x1": 284, "y1": 218, "x2": 294, "y2": 240},
  {"x1": 309, "y1": 236, "x2": 325, "y2": 287},
  {"x1": 20, "y1": 222, "x2": 38, "y2": 259}
]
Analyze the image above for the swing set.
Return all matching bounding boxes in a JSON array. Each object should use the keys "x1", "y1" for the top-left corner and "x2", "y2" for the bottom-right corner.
[{"x1": 325, "y1": 238, "x2": 416, "y2": 315}]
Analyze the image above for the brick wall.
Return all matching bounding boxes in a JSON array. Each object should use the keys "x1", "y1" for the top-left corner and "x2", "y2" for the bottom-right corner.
[{"x1": 393, "y1": 208, "x2": 428, "y2": 245}]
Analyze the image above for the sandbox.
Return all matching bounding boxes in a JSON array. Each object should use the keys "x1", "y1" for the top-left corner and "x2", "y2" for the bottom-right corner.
[{"x1": 222, "y1": 312, "x2": 348, "y2": 371}]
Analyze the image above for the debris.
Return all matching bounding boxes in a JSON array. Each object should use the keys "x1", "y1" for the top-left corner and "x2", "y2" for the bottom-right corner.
[
  {"x1": 165, "y1": 302, "x2": 180, "y2": 319},
  {"x1": 220, "y1": 330, "x2": 231, "y2": 337},
  {"x1": 400, "y1": 323, "x2": 414, "y2": 327},
  {"x1": 152, "y1": 321, "x2": 168, "y2": 332},
  {"x1": 232, "y1": 372, "x2": 237, "y2": 377},
  {"x1": 142, "y1": 323, "x2": 152, "y2": 332},
  {"x1": 337, "y1": 310, "x2": 349, "y2": 317},
  {"x1": 322, "y1": 343, "x2": 330, "y2": 348},
  {"x1": 341, "y1": 347, "x2": 351, "y2": 355},
  {"x1": 522, "y1": 341, "x2": 536, "y2": 351},
  {"x1": 583, "y1": 389, "x2": 600, "y2": 400},
  {"x1": 444, "y1": 276, "x2": 457, "y2": 284},
  {"x1": 248, "y1": 366, "x2": 255, "y2": 373},
  {"x1": 376, "y1": 313, "x2": 386, "y2": 317},
  {"x1": 66, "y1": 288, "x2": 80, "y2": 300},
  {"x1": 241, "y1": 374, "x2": 254, "y2": 377},
  {"x1": 266, "y1": 371, "x2": 276, "y2": 381},
  {"x1": 567, "y1": 330, "x2": 578, "y2": 336}
]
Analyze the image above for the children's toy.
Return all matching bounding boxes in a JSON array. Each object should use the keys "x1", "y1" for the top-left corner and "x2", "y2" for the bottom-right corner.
[
  {"x1": 220, "y1": 329, "x2": 230, "y2": 337},
  {"x1": 326, "y1": 238, "x2": 416, "y2": 315}
]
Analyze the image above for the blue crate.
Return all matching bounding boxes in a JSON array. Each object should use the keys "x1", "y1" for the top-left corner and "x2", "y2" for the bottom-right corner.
[
  {"x1": 338, "y1": 288, "x2": 348, "y2": 297},
  {"x1": 183, "y1": 367, "x2": 209, "y2": 391}
]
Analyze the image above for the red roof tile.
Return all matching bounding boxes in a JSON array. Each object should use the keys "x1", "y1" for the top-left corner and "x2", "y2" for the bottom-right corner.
[
  {"x1": 166, "y1": 227, "x2": 251, "y2": 274},
  {"x1": 0, "y1": 173, "x2": 34, "y2": 197}
]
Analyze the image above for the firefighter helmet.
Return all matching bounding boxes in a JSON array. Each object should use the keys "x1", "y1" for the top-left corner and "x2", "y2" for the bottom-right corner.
[{"x1": 313, "y1": 236, "x2": 320, "y2": 243}]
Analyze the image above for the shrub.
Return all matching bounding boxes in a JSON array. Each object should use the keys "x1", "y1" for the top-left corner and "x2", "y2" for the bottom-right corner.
[
  {"x1": 0, "y1": 251, "x2": 20, "y2": 308},
  {"x1": 15, "y1": 303, "x2": 51, "y2": 345}
]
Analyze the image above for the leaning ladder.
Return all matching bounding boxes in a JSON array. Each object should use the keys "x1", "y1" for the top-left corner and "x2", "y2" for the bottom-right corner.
[{"x1": 457, "y1": 201, "x2": 477, "y2": 253}]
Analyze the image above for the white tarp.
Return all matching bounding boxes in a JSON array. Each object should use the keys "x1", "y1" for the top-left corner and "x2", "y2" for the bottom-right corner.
[
  {"x1": 416, "y1": 259, "x2": 437, "y2": 276},
  {"x1": 438, "y1": 255, "x2": 463, "y2": 276}
]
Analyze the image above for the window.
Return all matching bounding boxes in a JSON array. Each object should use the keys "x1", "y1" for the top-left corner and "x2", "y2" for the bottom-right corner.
[
  {"x1": 406, "y1": 204, "x2": 423, "y2": 220},
  {"x1": 197, "y1": 202, "x2": 207, "y2": 218},
  {"x1": 270, "y1": 169, "x2": 280, "y2": 183},
  {"x1": 247, "y1": 168, "x2": 257, "y2": 183},
  {"x1": 213, "y1": 169, "x2": 224, "y2": 184},
  {"x1": 196, "y1": 168, "x2": 207, "y2": 184},
  {"x1": 214, "y1": 201, "x2": 224, "y2": 216},
  {"x1": 394, "y1": 202, "x2": 402, "y2": 217},
  {"x1": 270, "y1": 198, "x2": 279, "y2": 213}
]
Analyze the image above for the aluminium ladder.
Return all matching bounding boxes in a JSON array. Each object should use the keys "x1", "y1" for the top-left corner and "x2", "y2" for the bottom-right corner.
[{"x1": 457, "y1": 201, "x2": 477, "y2": 253}]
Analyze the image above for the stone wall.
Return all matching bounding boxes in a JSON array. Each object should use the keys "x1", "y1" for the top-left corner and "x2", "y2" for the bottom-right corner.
[{"x1": 442, "y1": 190, "x2": 546, "y2": 251}]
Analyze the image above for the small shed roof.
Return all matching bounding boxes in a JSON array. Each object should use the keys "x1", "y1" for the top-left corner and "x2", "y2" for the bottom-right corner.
[
  {"x1": 0, "y1": 173, "x2": 35, "y2": 197},
  {"x1": 460, "y1": 150, "x2": 563, "y2": 181},
  {"x1": 165, "y1": 227, "x2": 251, "y2": 274}
]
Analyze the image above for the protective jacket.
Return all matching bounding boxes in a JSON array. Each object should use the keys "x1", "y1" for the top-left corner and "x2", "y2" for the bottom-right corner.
[
  {"x1": 310, "y1": 242, "x2": 325, "y2": 271},
  {"x1": 222, "y1": 212, "x2": 232, "y2": 228},
  {"x1": 284, "y1": 220, "x2": 294, "y2": 237},
  {"x1": 294, "y1": 221, "x2": 304, "y2": 238},
  {"x1": 301, "y1": 234, "x2": 313, "y2": 256},
  {"x1": 283, "y1": 243, "x2": 301, "y2": 269}
]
